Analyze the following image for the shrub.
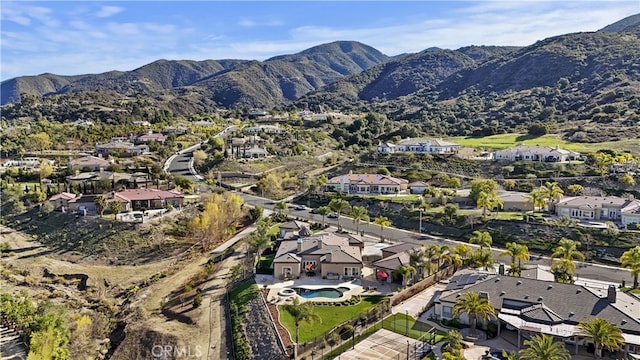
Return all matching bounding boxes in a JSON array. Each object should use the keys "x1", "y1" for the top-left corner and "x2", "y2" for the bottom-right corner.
[{"x1": 193, "y1": 292, "x2": 202, "y2": 308}]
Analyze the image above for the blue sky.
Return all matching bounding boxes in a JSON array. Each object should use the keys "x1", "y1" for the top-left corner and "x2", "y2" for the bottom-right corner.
[{"x1": 1, "y1": 1, "x2": 638, "y2": 81}]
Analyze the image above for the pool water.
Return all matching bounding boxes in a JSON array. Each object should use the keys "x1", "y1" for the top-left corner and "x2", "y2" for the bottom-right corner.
[{"x1": 294, "y1": 287, "x2": 350, "y2": 299}]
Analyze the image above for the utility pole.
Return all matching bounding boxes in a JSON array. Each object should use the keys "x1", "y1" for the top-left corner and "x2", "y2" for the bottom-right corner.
[{"x1": 419, "y1": 209, "x2": 423, "y2": 234}]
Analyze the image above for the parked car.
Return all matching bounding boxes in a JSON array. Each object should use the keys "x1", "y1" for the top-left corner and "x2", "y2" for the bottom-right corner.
[
  {"x1": 294, "y1": 205, "x2": 307, "y2": 210},
  {"x1": 327, "y1": 212, "x2": 339, "y2": 219}
]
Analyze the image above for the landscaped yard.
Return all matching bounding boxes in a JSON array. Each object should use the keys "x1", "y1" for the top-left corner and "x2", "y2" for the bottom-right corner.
[{"x1": 278, "y1": 296, "x2": 386, "y2": 343}]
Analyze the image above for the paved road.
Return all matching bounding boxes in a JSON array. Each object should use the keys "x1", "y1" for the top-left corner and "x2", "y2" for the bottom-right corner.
[{"x1": 167, "y1": 131, "x2": 633, "y2": 301}]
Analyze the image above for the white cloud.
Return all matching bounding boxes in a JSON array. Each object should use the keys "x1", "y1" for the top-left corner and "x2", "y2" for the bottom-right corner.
[
  {"x1": 96, "y1": 6, "x2": 124, "y2": 18},
  {"x1": 107, "y1": 22, "x2": 140, "y2": 35},
  {"x1": 238, "y1": 17, "x2": 283, "y2": 28}
]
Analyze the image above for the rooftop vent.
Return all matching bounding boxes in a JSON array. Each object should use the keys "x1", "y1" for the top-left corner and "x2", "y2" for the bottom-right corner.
[
  {"x1": 548, "y1": 285, "x2": 553, "y2": 289},
  {"x1": 576, "y1": 289, "x2": 582, "y2": 294},
  {"x1": 524, "y1": 295, "x2": 529, "y2": 299},
  {"x1": 538, "y1": 296, "x2": 544, "y2": 301},
  {"x1": 500, "y1": 291, "x2": 506, "y2": 296},
  {"x1": 516, "y1": 281, "x2": 522, "y2": 285},
  {"x1": 495, "y1": 277, "x2": 501, "y2": 282},
  {"x1": 621, "y1": 319, "x2": 627, "y2": 325},
  {"x1": 569, "y1": 312, "x2": 575, "y2": 317}
]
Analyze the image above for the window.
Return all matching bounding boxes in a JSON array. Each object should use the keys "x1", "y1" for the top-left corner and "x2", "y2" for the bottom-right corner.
[
  {"x1": 443, "y1": 306, "x2": 452, "y2": 319},
  {"x1": 344, "y1": 267, "x2": 359, "y2": 276}
]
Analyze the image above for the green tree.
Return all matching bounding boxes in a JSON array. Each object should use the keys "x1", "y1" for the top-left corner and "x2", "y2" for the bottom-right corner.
[
  {"x1": 551, "y1": 258, "x2": 577, "y2": 284},
  {"x1": 469, "y1": 179, "x2": 498, "y2": 204},
  {"x1": 248, "y1": 219, "x2": 274, "y2": 269},
  {"x1": 94, "y1": 195, "x2": 107, "y2": 217},
  {"x1": 541, "y1": 182, "x2": 564, "y2": 212},
  {"x1": 578, "y1": 318, "x2": 624, "y2": 358},
  {"x1": 470, "y1": 230, "x2": 492, "y2": 250},
  {"x1": 442, "y1": 329, "x2": 464, "y2": 357},
  {"x1": 350, "y1": 206, "x2": 369, "y2": 234},
  {"x1": 329, "y1": 198, "x2": 351, "y2": 229},
  {"x1": 526, "y1": 188, "x2": 547, "y2": 213},
  {"x1": 520, "y1": 334, "x2": 571, "y2": 360},
  {"x1": 618, "y1": 173, "x2": 636, "y2": 187},
  {"x1": 393, "y1": 265, "x2": 417, "y2": 286},
  {"x1": 316, "y1": 206, "x2": 330, "y2": 228},
  {"x1": 108, "y1": 200, "x2": 122, "y2": 216},
  {"x1": 28, "y1": 132, "x2": 52, "y2": 153},
  {"x1": 275, "y1": 201, "x2": 287, "y2": 214},
  {"x1": 373, "y1": 216, "x2": 391, "y2": 241},
  {"x1": 500, "y1": 242, "x2": 530, "y2": 276},
  {"x1": 566, "y1": 184, "x2": 584, "y2": 196},
  {"x1": 452, "y1": 291, "x2": 495, "y2": 334},
  {"x1": 454, "y1": 244, "x2": 473, "y2": 266},
  {"x1": 282, "y1": 297, "x2": 321, "y2": 359},
  {"x1": 316, "y1": 175, "x2": 328, "y2": 199},
  {"x1": 476, "y1": 190, "x2": 503, "y2": 219},
  {"x1": 39, "y1": 163, "x2": 54, "y2": 182},
  {"x1": 552, "y1": 238, "x2": 585, "y2": 262},
  {"x1": 443, "y1": 203, "x2": 458, "y2": 223},
  {"x1": 620, "y1": 246, "x2": 640, "y2": 288}
]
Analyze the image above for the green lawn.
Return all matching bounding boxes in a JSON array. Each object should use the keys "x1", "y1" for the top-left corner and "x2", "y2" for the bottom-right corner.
[
  {"x1": 229, "y1": 281, "x2": 259, "y2": 308},
  {"x1": 257, "y1": 254, "x2": 275, "y2": 270},
  {"x1": 382, "y1": 313, "x2": 444, "y2": 342},
  {"x1": 279, "y1": 296, "x2": 385, "y2": 343},
  {"x1": 447, "y1": 133, "x2": 640, "y2": 154}
]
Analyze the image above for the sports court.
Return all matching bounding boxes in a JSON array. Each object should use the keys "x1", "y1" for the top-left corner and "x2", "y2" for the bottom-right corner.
[{"x1": 339, "y1": 329, "x2": 426, "y2": 360}]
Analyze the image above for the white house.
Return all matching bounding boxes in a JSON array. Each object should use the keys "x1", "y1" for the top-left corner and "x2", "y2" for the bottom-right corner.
[
  {"x1": 377, "y1": 138, "x2": 460, "y2": 154},
  {"x1": 325, "y1": 173, "x2": 409, "y2": 194},
  {"x1": 495, "y1": 144, "x2": 581, "y2": 162},
  {"x1": 555, "y1": 196, "x2": 640, "y2": 221}
]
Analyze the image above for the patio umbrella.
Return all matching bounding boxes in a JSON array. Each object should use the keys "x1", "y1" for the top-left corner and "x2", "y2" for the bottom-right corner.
[{"x1": 376, "y1": 271, "x2": 388, "y2": 279}]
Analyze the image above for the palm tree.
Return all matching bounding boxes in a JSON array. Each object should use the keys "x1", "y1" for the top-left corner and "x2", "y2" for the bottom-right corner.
[
  {"x1": 551, "y1": 238, "x2": 585, "y2": 264},
  {"x1": 316, "y1": 206, "x2": 330, "y2": 228},
  {"x1": 441, "y1": 250, "x2": 463, "y2": 272},
  {"x1": 473, "y1": 248, "x2": 494, "y2": 271},
  {"x1": 578, "y1": 317, "x2": 624, "y2": 358},
  {"x1": 275, "y1": 201, "x2": 287, "y2": 214},
  {"x1": 95, "y1": 195, "x2": 107, "y2": 217},
  {"x1": 526, "y1": 188, "x2": 547, "y2": 213},
  {"x1": 620, "y1": 246, "x2": 640, "y2": 288},
  {"x1": 283, "y1": 297, "x2": 322, "y2": 359},
  {"x1": 373, "y1": 216, "x2": 391, "y2": 241},
  {"x1": 541, "y1": 182, "x2": 564, "y2": 213},
  {"x1": 393, "y1": 265, "x2": 416, "y2": 286},
  {"x1": 470, "y1": 230, "x2": 492, "y2": 250},
  {"x1": 316, "y1": 175, "x2": 328, "y2": 199},
  {"x1": 328, "y1": 198, "x2": 351, "y2": 229},
  {"x1": 408, "y1": 248, "x2": 426, "y2": 279},
  {"x1": 452, "y1": 291, "x2": 495, "y2": 334},
  {"x1": 423, "y1": 244, "x2": 439, "y2": 276},
  {"x1": 502, "y1": 351, "x2": 522, "y2": 360},
  {"x1": 454, "y1": 244, "x2": 473, "y2": 266},
  {"x1": 520, "y1": 334, "x2": 571, "y2": 360},
  {"x1": 551, "y1": 258, "x2": 577, "y2": 283},
  {"x1": 500, "y1": 242, "x2": 530, "y2": 276},
  {"x1": 350, "y1": 206, "x2": 369, "y2": 234},
  {"x1": 476, "y1": 190, "x2": 503, "y2": 219}
]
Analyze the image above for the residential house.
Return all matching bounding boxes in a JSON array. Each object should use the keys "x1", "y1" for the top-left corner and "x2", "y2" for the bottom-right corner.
[
  {"x1": 325, "y1": 173, "x2": 409, "y2": 194},
  {"x1": 373, "y1": 242, "x2": 423, "y2": 282},
  {"x1": 244, "y1": 145, "x2": 269, "y2": 159},
  {"x1": 279, "y1": 220, "x2": 311, "y2": 240},
  {"x1": 1, "y1": 157, "x2": 54, "y2": 169},
  {"x1": 495, "y1": 144, "x2": 581, "y2": 162},
  {"x1": 162, "y1": 126, "x2": 188, "y2": 135},
  {"x1": 499, "y1": 191, "x2": 535, "y2": 212},
  {"x1": 105, "y1": 188, "x2": 184, "y2": 211},
  {"x1": 377, "y1": 138, "x2": 460, "y2": 154},
  {"x1": 272, "y1": 232, "x2": 363, "y2": 280},
  {"x1": 555, "y1": 196, "x2": 640, "y2": 221},
  {"x1": 408, "y1": 181, "x2": 429, "y2": 195},
  {"x1": 68, "y1": 155, "x2": 111, "y2": 171},
  {"x1": 622, "y1": 207, "x2": 640, "y2": 227},
  {"x1": 134, "y1": 131, "x2": 167, "y2": 144},
  {"x1": 243, "y1": 125, "x2": 284, "y2": 134},
  {"x1": 48, "y1": 192, "x2": 78, "y2": 211},
  {"x1": 95, "y1": 140, "x2": 148, "y2": 157},
  {"x1": 434, "y1": 271, "x2": 640, "y2": 357}
]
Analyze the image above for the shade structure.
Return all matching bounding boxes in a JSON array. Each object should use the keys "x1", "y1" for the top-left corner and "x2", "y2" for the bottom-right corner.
[{"x1": 376, "y1": 271, "x2": 389, "y2": 279}]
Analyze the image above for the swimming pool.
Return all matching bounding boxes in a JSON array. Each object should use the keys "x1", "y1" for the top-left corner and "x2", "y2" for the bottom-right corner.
[{"x1": 293, "y1": 287, "x2": 350, "y2": 299}]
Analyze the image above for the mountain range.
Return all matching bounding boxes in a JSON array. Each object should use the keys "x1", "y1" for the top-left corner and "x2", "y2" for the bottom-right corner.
[{"x1": 2, "y1": 13, "x2": 639, "y2": 139}]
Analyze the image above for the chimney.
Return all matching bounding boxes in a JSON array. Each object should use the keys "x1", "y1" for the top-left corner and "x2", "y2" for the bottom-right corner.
[
  {"x1": 607, "y1": 285, "x2": 616, "y2": 303},
  {"x1": 325, "y1": 249, "x2": 332, "y2": 262},
  {"x1": 297, "y1": 238, "x2": 303, "y2": 253},
  {"x1": 498, "y1": 263, "x2": 505, "y2": 275},
  {"x1": 479, "y1": 291, "x2": 489, "y2": 301}
]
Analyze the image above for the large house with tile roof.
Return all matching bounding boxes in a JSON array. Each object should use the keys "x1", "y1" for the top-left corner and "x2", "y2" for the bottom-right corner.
[
  {"x1": 325, "y1": 173, "x2": 409, "y2": 195},
  {"x1": 495, "y1": 144, "x2": 581, "y2": 162},
  {"x1": 434, "y1": 271, "x2": 640, "y2": 357},
  {"x1": 272, "y1": 232, "x2": 363, "y2": 281},
  {"x1": 104, "y1": 188, "x2": 184, "y2": 211},
  {"x1": 377, "y1": 138, "x2": 460, "y2": 154},
  {"x1": 555, "y1": 196, "x2": 640, "y2": 222}
]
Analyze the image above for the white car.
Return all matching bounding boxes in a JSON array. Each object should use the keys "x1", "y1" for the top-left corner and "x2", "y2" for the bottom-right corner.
[{"x1": 294, "y1": 205, "x2": 307, "y2": 210}]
